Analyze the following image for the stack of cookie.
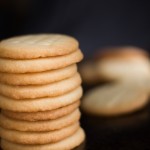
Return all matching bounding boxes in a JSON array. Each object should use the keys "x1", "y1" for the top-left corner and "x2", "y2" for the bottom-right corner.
[{"x1": 0, "y1": 34, "x2": 85, "y2": 150}]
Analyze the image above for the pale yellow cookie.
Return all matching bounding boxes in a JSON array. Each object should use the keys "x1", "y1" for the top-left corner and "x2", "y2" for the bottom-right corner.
[
  {"x1": 0, "y1": 122, "x2": 79, "y2": 145},
  {"x1": 2, "y1": 101, "x2": 80, "y2": 121},
  {"x1": 96, "y1": 46, "x2": 150, "y2": 81},
  {"x1": 0, "y1": 109, "x2": 80, "y2": 132},
  {"x1": 0, "y1": 86, "x2": 82, "y2": 112},
  {"x1": 0, "y1": 64, "x2": 77, "y2": 85},
  {"x1": 0, "y1": 34, "x2": 79, "y2": 59},
  {"x1": 1, "y1": 128, "x2": 85, "y2": 150},
  {"x1": 119, "y1": 78, "x2": 150, "y2": 98},
  {"x1": 97, "y1": 58, "x2": 150, "y2": 81},
  {"x1": 0, "y1": 49, "x2": 83, "y2": 73},
  {"x1": 82, "y1": 83, "x2": 149, "y2": 116},
  {"x1": 0, "y1": 73, "x2": 81, "y2": 99}
]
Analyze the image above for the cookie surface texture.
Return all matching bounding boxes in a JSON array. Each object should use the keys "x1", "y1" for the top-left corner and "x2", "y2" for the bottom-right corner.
[
  {"x1": 0, "y1": 64, "x2": 77, "y2": 85},
  {"x1": 0, "y1": 86, "x2": 82, "y2": 112},
  {"x1": 0, "y1": 50, "x2": 83, "y2": 73},
  {"x1": 0, "y1": 122, "x2": 79, "y2": 145},
  {"x1": 1, "y1": 128, "x2": 85, "y2": 150},
  {"x1": 0, "y1": 73, "x2": 81, "y2": 99},
  {"x1": 0, "y1": 109, "x2": 80, "y2": 132},
  {"x1": 0, "y1": 34, "x2": 79, "y2": 59},
  {"x1": 2, "y1": 101, "x2": 80, "y2": 121}
]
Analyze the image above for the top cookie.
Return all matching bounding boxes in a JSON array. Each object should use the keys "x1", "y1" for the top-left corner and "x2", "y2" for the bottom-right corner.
[{"x1": 0, "y1": 34, "x2": 79, "y2": 59}]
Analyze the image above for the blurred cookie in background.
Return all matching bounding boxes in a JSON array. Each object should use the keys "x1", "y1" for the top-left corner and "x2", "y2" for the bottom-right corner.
[
  {"x1": 95, "y1": 46, "x2": 150, "y2": 82},
  {"x1": 82, "y1": 83, "x2": 149, "y2": 116}
]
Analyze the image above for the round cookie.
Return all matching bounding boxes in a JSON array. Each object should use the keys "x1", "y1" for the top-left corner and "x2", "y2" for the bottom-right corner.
[
  {"x1": 82, "y1": 83, "x2": 149, "y2": 116},
  {"x1": 2, "y1": 101, "x2": 80, "y2": 121},
  {"x1": 0, "y1": 86, "x2": 82, "y2": 112},
  {"x1": 97, "y1": 58, "x2": 150, "y2": 81},
  {"x1": 135, "y1": 78, "x2": 150, "y2": 94},
  {"x1": 0, "y1": 49, "x2": 83, "y2": 73},
  {"x1": 0, "y1": 73, "x2": 81, "y2": 99},
  {"x1": 0, "y1": 64, "x2": 77, "y2": 85},
  {"x1": 0, "y1": 122, "x2": 79, "y2": 145},
  {"x1": 1, "y1": 128, "x2": 85, "y2": 150},
  {"x1": 0, "y1": 109, "x2": 80, "y2": 132},
  {"x1": 96, "y1": 46, "x2": 150, "y2": 81},
  {"x1": 0, "y1": 34, "x2": 79, "y2": 59}
]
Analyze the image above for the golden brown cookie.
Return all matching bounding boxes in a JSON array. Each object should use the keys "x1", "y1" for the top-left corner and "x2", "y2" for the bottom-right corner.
[
  {"x1": 0, "y1": 34, "x2": 79, "y2": 59},
  {"x1": 0, "y1": 49, "x2": 83, "y2": 73},
  {"x1": 0, "y1": 86, "x2": 82, "y2": 112},
  {"x1": 2, "y1": 101, "x2": 80, "y2": 121},
  {"x1": 0, "y1": 64, "x2": 77, "y2": 85},
  {"x1": 0, "y1": 122, "x2": 79, "y2": 145},
  {"x1": 96, "y1": 46, "x2": 150, "y2": 81},
  {"x1": 1, "y1": 128, "x2": 85, "y2": 150},
  {"x1": 82, "y1": 83, "x2": 149, "y2": 116},
  {"x1": 0, "y1": 109, "x2": 80, "y2": 132},
  {"x1": 0, "y1": 73, "x2": 81, "y2": 99}
]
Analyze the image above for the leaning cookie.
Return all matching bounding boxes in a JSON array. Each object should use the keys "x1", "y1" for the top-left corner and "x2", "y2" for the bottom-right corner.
[
  {"x1": 0, "y1": 122, "x2": 79, "y2": 145},
  {"x1": 0, "y1": 34, "x2": 79, "y2": 59},
  {"x1": 82, "y1": 83, "x2": 149, "y2": 116},
  {"x1": 0, "y1": 50, "x2": 83, "y2": 73},
  {"x1": 0, "y1": 73, "x2": 81, "y2": 99},
  {"x1": 1, "y1": 128, "x2": 85, "y2": 150},
  {"x1": 0, "y1": 109, "x2": 80, "y2": 132},
  {"x1": 2, "y1": 101, "x2": 80, "y2": 121},
  {"x1": 95, "y1": 46, "x2": 150, "y2": 81},
  {"x1": 0, "y1": 86, "x2": 82, "y2": 112},
  {"x1": 0, "y1": 64, "x2": 77, "y2": 85}
]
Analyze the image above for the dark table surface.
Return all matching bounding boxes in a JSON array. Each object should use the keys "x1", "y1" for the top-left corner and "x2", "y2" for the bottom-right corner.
[
  {"x1": 1, "y1": 85, "x2": 150, "y2": 150},
  {"x1": 79, "y1": 105, "x2": 150, "y2": 150},
  {"x1": 75, "y1": 84, "x2": 150, "y2": 150}
]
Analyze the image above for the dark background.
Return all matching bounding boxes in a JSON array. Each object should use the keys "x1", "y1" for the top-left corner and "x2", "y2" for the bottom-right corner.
[{"x1": 1, "y1": 0, "x2": 150, "y2": 57}]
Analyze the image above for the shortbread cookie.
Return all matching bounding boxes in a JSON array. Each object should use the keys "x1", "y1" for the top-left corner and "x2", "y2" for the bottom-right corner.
[
  {"x1": 133, "y1": 78, "x2": 150, "y2": 94},
  {"x1": 0, "y1": 73, "x2": 81, "y2": 99},
  {"x1": 97, "y1": 58, "x2": 150, "y2": 81},
  {"x1": 0, "y1": 49, "x2": 83, "y2": 73},
  {"x1": 82, "y1": 83, "x2": 149, "y2": 116},
  {"x1": 0, "y1": 122, "x2": 79, "y2": 145},
  {"x1": 121, "y1": 78, "x2": 150, "y2": 99},
  {"x1": 0, "y1": 34, "x2": 79, "y2": 59},
  {"x1": 1, "y1": 128, "x2": 85, "y2": 150},
  {"x1": 0, "y1": 109, "x2": 80, "y2": 132},
  {"x1": 0, "y1": 64, "x2": 77, "y2": 85},
  {"x1": 96, "y1": 47, "x2": 150, "y2": 81},
  {"x1": 2, "y1": 101, "x2": 80, "y2": 121},
  {"x1": 79, "y1": 60, "x2": 99, "y2": 84},
  {"x1": 0, "y1": 86, "x2": 82, "y2": 112}
]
